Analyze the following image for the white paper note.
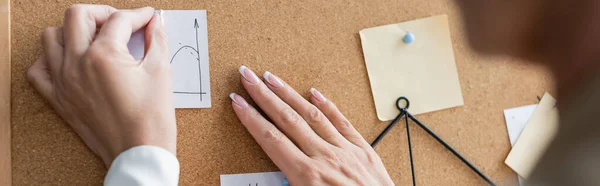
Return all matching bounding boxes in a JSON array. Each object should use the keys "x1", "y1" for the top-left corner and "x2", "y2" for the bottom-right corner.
[
  {"x1": 504, "y1": 104, "x2": 537, "y2": 146},
  {"x1": 503, "y1": 104, "x2": 537, "y2": 185},
  {"x1": 128, "y1": 10, "x2": 211, "y2": 108},
  {"x1": 220, "y1": 172, "x2": 285, "y2": 186},
  {"x1": 505, "y1": 92, "x2": 559, "y2": 179}
]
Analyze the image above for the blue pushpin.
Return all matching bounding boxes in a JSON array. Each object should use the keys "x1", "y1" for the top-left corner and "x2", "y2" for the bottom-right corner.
[
  {"x1": 403, "y1": 32, "x2": 415, "y2": 44},
  {"x1": 282, "y1": 178, "x2": 289, "y2": 186}
]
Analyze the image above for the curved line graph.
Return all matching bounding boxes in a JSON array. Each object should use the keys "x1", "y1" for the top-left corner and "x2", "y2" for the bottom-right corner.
[
  {"x1": 169, "y1": 45, "x2": 199, "y2": 63},
  {"x1": 170, "y1": 18, "x2": 206, "y2": 101}
]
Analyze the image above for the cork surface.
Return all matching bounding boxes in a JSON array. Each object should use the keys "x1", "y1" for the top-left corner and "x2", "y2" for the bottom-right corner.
[{"x1": 11, "y1": 0, "x2": 553, "y2": 185}]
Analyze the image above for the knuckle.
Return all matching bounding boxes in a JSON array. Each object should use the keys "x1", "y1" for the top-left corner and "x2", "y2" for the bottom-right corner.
[
  {"x1": 43, "y1": 27, "x2": 56, "y2": 35},
  {"x1": 41, "y1": 28, "x2": 51, "y2": 40},
  {"x1": 322, "y1": 150, "x2": 344, "y2": 169},
  {"x1": 85, "y1": 44, "x2": 104, "y2": 62},
  {"x1": 69, "y1": 4, "x2": 85, "y2": 10},
  {"x1": 320, "y1": 132, "x2": 338, "y2": 144},
  {"x1": 82, "y1": 45, "x2": 111, "y2": 71},
  {"x1": 42, "y1": 27, "x2": 59, "y2": 44},
  {"x1": 305, "y1": 106, "x2": 325, "y2": 124},
  {"x1": 87, "y1": 40, "x2": 117, "y2": 60},
  {"x1": 338, "y1": 119, "x2": 353, "y2": 130},
  {"x1": 348, "y1": 135, "x2": 367, "y2": 147},
  {"x1": 263, "y1": 128, "x2": 285, "y2": 144},
  {"x1": 65, "y1": 4, "x2": 86, "y2": 20},
  {"x1": 26, "y1": 67, "x2": 38, "y2": 83},
  {"x1": 303, "y1": 137, "x2": 321, "y2": 152},
  {"x1": 279, "y1": 107, "x2": 303, "y2": 126},
  {"x1": 101, "y1": 6, "x2": 116, "y2": 18},
  {"x1": 64, "y1": 5, "x2": 76, "y2": 18},
  {"x1": 84, "y1": 11, "x2": 97, "y2": 28},
  {"x1": 108, "y1": 11, "x2": 128, "y2": 22},
  {"x1": 364, "y1": 150, "x2": 382, "y2": 165}
]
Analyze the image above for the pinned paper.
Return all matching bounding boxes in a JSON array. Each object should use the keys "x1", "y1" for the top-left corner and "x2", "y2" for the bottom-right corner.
[
  {"x1": 128, "y1": 10, "x2": 211, "y2": 108},
  {"x1": 360, "y1": 15, "x2": 463, "y2": 121},
  {"x1": 504, "y1": 104, "x2": 538, "y2": 146},
  {"x1": 505, "y1": 93, "x2": 559, "y2": 179},
  {"x1": 220, "y1": 172, "x2": 285, "y2": 186},
  {"x1": 504, "y1": 104, "x2": 538, "y2": 185}
]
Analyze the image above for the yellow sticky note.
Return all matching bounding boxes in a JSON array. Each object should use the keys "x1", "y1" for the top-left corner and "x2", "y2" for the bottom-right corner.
[
  {"x1": 505, "y1": 92, "x2": 559, "y2": 178},
  {"x1": 360, "y1": 15, "x2": 464, "y2": 121}
]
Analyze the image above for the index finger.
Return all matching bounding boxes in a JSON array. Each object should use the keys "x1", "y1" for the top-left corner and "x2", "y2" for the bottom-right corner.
[
  {"x1": 96, "y1": 7, "x2": 155, "y2": 45},
  {"x1": 63, "y1": 4, "x2": 116, "y2": 56},
  {"x1": 229, "y1": 93, "x2": 309, "y2": 173}
]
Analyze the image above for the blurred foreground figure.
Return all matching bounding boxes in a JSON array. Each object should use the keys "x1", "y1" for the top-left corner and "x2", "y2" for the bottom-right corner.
[{"x1": 454, "y1": 0, "x2": 600, "y2": 185}]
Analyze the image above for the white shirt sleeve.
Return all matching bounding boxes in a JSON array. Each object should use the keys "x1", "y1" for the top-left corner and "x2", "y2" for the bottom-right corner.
[{"x1": 104, "y1": 145, "x2": 180, "y2": 186}]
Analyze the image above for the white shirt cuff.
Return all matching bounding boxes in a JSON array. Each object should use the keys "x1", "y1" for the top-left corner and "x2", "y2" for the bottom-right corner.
[{"x1": 104, "y1": 145, "x2": 180, "y2": 186}]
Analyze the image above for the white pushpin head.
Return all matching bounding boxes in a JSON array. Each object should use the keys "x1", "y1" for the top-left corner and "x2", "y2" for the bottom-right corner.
[{"x1": 403, "y1": 32, "x2": 415, "y2": 44}]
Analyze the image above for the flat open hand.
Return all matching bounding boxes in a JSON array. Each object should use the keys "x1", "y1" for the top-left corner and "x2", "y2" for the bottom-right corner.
[
  {"x1": 27, "y1": 5, "x2": 175, "y2": 167},
  {"x1": 230, "y1": 66, "x2": 394, "y2": 186}
]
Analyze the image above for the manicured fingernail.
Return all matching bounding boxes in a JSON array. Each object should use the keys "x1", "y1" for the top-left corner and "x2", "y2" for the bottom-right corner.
[
  {"x1": 239, "y1": 66, "x2": 260, "y2": 84},
  {"x1": 310, "y1": 88, "x2": 327, "y2": 103},
  {"x1": 229, "y1": 93, "x2": 248, "y2": 107},
  {"x1": 263, "y1": 71, "x2": 284, "y2": 88}
]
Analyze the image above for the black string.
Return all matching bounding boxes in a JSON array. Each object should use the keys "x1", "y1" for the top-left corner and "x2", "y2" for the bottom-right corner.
[
  {"x1": 371, "y1": 97, "x2": 496, "y2": 186},
  {"x1": 405, "y1": 112, "x2": 496, "y2": 186},
  {"x1": 370, "y1": 111, "x2": 405, "y2": 147},
  {"x1": 404, "y1": 109, "x2": 417, "y2": 186}
]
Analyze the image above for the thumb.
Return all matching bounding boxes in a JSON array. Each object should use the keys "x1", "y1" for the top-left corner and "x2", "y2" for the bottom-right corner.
[{"x1": 143, "y1": 11, "x2": 169, "y2": 66}]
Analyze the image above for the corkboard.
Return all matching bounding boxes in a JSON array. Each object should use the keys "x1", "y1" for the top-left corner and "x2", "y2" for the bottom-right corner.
[{"x1": 10, "y1": 0, "x2": 553, "y2": 185}]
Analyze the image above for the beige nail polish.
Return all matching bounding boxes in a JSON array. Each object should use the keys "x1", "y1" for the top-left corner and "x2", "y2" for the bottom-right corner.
[
  {"x1": 239, "y1": 66, "x2": 260, "y2": 84},
  {"x1": 310, "y1": 88, "x2": 327, "y2": 103},
  {"x1": 229, "y1": 93, "x2": 248, "y2": 107},
  {"x1": 263, "y1": 71, "x2": 284, "y2": 88}
]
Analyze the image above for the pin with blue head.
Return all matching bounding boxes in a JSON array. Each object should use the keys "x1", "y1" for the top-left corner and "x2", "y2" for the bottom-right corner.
[
  {"x1": 282, "y1": 178, "x2": 289, "y2": 186},
  {"x1": 403, "y1": 32, "x2": 415, "y2": 44}
]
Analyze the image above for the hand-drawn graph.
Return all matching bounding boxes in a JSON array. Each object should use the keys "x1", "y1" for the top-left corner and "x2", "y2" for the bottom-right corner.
[
  {"x1": 165, "y1": 10, "x2": 211, "y2": 108},
  {"x1": 128, "y1": 10, "x2": 211, "y2": 108},
  {"x1": 169, "y1": 18, "x2": 205, "y2": 101}
]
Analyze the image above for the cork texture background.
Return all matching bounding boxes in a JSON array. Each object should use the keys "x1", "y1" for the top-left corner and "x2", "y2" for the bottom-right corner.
[{"x1": 10, "y1": 0, "x2": 553, "y2": 185}]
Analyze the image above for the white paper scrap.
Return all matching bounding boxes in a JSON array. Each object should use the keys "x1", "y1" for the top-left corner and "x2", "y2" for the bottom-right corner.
[
  {"x1": 505, "y1": 92, "x2": 559, "y2": 179},
  {"x1": 504, "y1": 104, "x2": 537, "y2": 146},
  {"x1": 220, "y1": 172, "x2": 285, "y2": 186},
  {"x1": 128, "y1": 10, "x2": 211, "y2": 108},
  {"x1": 503, "y1": 104, "x2": 537, "y2": 185}
]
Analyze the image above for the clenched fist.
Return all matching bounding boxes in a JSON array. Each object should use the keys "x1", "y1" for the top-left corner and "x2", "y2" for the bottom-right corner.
[{"x1": 28, "y1": 5, "x2": 176, "y2": 167}]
